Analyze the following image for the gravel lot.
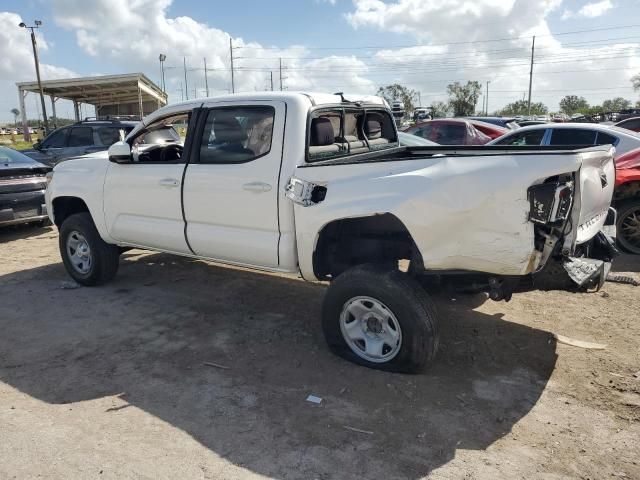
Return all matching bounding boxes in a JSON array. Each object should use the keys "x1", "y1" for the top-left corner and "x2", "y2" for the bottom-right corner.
[{"x1": 1, "y1": 224, "x2": 639, "y2": 480}]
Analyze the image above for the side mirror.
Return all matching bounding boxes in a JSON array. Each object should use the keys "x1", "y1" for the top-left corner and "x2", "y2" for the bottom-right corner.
[
  {"x1": 108, "y1": 141, "x2": 132, "y2": 163},
  {"x1": 33, "y1": 141, "x2": 42, "y2": 150}
]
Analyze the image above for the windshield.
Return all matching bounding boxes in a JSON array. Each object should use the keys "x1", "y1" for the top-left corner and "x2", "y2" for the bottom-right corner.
[{"x1": 0, "y1": 146, "x2": 41, "y2": 166}]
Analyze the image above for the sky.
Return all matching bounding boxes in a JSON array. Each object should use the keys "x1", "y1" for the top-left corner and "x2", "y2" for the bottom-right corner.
[{"x1": 0, "y1": 0, "x2": 639, "y2": 122}]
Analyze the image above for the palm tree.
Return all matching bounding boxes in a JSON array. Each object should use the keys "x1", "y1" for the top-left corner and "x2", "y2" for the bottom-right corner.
[{"x1": 10, "y1": 108, "x2": 20, "y2": 127}]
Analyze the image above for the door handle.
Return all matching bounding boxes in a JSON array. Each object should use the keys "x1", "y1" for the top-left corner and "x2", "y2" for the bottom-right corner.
[
  {"x1": 159, "y1": 178, "x2": 180, "y2": 187},
  {"x1": 242, "y1": 182, "x2": 272, "y2": 192}
]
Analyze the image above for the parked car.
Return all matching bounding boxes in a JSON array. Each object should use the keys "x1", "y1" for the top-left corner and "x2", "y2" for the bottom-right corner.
[
  {"x1": 488, "y1": 123, "x2": 640, "y2": 157},
  {"x1": 397, "y1": 131, "x2": 438, "y2": 146},
  {"x1": 466, "y1": 119, "x2": 508, "y2": 139},
  {"x1": 614, "y1": 116, "x2": 640, "y2": 133},
  {"x1": 613, "y1": 147, "x2": 640, "y2": 254},
  {"x1": 466, "y1": 116, "x2": 519, "y2": 130},
  {"x1": 22, "y1": 118, "x2": 137, "y2": 166},
  {"x1": 46, "y1": 92, "x2": 616, "y2": 373},
  {"x1": 0, "y1": 146, "x2": 51, "y2": 227},
  {"x1": 403, "y1": 119, "x2": 494, "y2": 145}
]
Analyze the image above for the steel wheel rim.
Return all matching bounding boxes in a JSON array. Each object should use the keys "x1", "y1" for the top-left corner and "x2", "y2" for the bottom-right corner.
[
  {"x1": 66, "y1": 230, "x2": 92, "y2": 275},
  {"x1": 619, "y1": 205, "x2": 640, "y2": 253},
  {"x1": 339, "y1": 296, "x2": 402, "y2": 363}
]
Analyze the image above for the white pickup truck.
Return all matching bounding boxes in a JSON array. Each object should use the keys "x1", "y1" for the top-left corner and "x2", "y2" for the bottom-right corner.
[{"x1": 45, "y1": 92, "x2": 617, "y2": 372}]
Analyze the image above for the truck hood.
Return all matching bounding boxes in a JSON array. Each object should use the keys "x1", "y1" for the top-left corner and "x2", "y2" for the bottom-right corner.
[{"x1": 52, "y1": 150, "x2": 109, "y2": 172}]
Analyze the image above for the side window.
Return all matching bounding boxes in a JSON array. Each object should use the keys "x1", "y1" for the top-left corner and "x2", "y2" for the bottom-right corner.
[
  {"x1": 411, "y1": 125, "x2": 433, "y2": 140},
  {"x1": 624, "y1": 119, "x2": 640, "y2": 130},
  {"x1": 495, "y1": 130, "x2": 545, "y2": 146},
  {"x1": 97, "y1": 127, "x2": 122, "y2": 146},
  {"x1": 199, "y1": 107, "x2": 274, "y2": 164},
  {"x1": 131, "y1": 112, "x2": 191, "y2": 163},
  {"x1": 595, "y1": 132, "x2": 618, "y2": 146},
  {"x1": 67, "y1": 127, "x2": 94, "y2": 147},
  {"x1": 42, "y1": 128, "x2": 67, "y2": 148},
  {"x1": 549, "y1": 129, "x2": 597, "y2": 146}
]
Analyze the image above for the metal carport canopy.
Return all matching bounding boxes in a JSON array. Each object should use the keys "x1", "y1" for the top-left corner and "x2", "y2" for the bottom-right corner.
[{"x1": 16, "y1": 73, "x2": 167, "y2": 140}]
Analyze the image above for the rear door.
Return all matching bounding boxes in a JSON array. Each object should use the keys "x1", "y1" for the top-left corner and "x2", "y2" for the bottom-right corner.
[{"x1": 182, "y1": 101, "x2": 285, "y2": 268}]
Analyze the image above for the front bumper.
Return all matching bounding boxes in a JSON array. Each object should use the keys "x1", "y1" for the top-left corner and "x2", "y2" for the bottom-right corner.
[{"x1": 0, "y1": 189, "x2": 48, "y2": 227}]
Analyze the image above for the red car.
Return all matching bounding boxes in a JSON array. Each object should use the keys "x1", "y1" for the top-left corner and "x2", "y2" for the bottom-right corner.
[
  {"x1": 403, "y1": 119, "x2": 506, "y2": 145},
  {"x1": 614, "y1": 116, "x2": 640, "y2": 133},
  {"x1": 614, "y1": 147, "x2": 640, "y2": 254}
]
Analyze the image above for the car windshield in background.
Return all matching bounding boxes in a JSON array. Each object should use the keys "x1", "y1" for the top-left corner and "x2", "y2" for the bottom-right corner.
[{"x1": 0, "y1": 146, "x2": 41, "y2": 165}]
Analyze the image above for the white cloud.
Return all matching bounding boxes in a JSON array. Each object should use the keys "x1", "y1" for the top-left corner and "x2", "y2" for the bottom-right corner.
[
  {"x1": 561, "y1": 0, "x2": 613, "y2": 19},
  {"x1": 579, "y1": 0, "x2": 614, "y2": 17},
  {"x1": 342, "y1": 0, "x2": 639, "y2": 112},
  {"x1": 0, "y1": 12, "x2": 76, "y2": 122},
  {"x1": 49, "y1": 0, "x2": 371, "y2": 100}
]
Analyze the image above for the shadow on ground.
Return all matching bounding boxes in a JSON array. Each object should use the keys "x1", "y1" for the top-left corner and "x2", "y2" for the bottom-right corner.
[
  {"x1": 0, "y1": 223, "x2": 52, "y2": 243},
  {"x1": 0, "y1": 253, "x2": 557, "y2": 479}
]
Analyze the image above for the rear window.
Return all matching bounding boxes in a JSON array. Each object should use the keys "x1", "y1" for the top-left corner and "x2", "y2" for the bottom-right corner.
[
  {"x1": 496, "y1": 129, "x2": 545, "y2": 146},
  {"x1": 307, "y1": 108, "x2": 397, "y2": 162}
]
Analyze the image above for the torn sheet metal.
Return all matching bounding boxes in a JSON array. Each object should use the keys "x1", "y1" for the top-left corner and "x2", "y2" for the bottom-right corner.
[{"x1": 563, "y1": 257, "x2": 609, "y2": 290}]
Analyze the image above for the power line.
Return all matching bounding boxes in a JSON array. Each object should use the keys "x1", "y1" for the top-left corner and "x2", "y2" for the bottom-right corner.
[{"x1": 233, "y1": 23, "x2": 640, "y2": 50}]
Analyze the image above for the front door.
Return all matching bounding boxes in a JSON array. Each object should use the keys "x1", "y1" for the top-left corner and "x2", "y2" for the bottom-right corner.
[
  {"x1": 182, "y1": 101, "x2": 285, "y2": 268},
  {"x1": 103, "y1": 111, "x2": 193, "y2": 254}
]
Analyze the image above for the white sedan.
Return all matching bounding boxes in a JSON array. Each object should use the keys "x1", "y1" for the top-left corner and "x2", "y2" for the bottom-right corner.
[{"x1": 488, "y1": 123, "x2": 640, "y2": 157}]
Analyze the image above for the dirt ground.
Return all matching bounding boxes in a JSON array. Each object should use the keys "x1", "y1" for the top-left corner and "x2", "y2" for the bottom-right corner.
[{"x1": 1, "y1": 224, "x2": 639, "y2": 480}]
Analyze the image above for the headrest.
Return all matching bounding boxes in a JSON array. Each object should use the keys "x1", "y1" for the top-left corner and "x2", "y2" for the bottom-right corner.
[
  {"x1": 310, "y1": 117, "x2": 335, "y2": 146},
  {"x1": 213, "y1": 115, "x2": 247, "y2": 143},
  {"x1": 365, "y1": 120, "x2": 382, "y2": 139}
]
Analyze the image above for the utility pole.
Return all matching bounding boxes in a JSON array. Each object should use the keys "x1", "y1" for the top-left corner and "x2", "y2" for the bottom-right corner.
[
  {"x1": 270, "y1": 71, "x2": 274, "y2": 91},
  {"x1": 279, "y1": 58, "x2": 283, "y2": 91},
  {"x1": 203, "y1": 57, "x2": 209, "y2": 97},
  {"x1": 19, "y1": 20, "x2": 49, "y2": 134},
  {"x1": 183, "y1": 57, "x2": 189, "y2": 100},
  {"x1": 230, "y1": 37, "x2": 235, "y2": 93},
  {"x1": 527, "y1": 35, "x2": 536, "y2": 116},
  {"x1": 485, "y1": 80, "x2": 490, "y2": 116}
]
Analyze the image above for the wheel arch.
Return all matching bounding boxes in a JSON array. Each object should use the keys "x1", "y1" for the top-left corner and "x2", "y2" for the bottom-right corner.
[
  {"x1": 51, "y1": 196, "x2": 91, "y2": 228},
  {"x1": 312, "y1": 213, "x2": 423, "y2": 280}
]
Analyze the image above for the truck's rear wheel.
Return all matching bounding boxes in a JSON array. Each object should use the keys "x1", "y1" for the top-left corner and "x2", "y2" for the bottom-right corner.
[
  {"x1": 616, "y1": 199, "x2": 640, "y2": 255},
  {"x1": 59, "y1": 212, "x2": 120, "y2": 286},
  {"x1": 322, "y1": 264, "x2": 439, "y2": 373}
]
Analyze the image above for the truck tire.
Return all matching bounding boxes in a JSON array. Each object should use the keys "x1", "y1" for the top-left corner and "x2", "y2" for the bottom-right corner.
[
  {"x1": 616, "y1": 198, "x2": 640, "y2": 255},
  {"x1": 322, "y1": 264, "x2": 439, "y2": 373},
  {"x1": 59, "y1": 212, "x2": 120, "y2": 286}
]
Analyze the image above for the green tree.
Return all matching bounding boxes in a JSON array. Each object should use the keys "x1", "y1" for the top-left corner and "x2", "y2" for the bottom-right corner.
[
  {"x1": 446, "y1": 81, "x2": 482, "y2": 116},
  {"x1": 601, "y1": 97, "x2": 631, "y2": 112},
  {"x1": 376, "y1": 84, "x2": 419, "y2": 114},
  {"x1": 633, "y1": 73, "x2": 640, "y2": 92},
  {"x1": 429, "y1": 101, "x2": 451, "y2": 118},
  {"x1": 559, "y1": 95, "x2": 589, "y2": 115},
  {"x1": 499, "y1": 99, "x2": 548, "y2": 116},
  {"x1": 10, "y1": 108, "x2": 20, "y2": 127}
]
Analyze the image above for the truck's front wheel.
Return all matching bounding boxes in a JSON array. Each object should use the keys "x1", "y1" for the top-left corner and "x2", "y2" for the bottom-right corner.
[
  {"x1": 59, "y1": 212, "x2": 120, "y2": 286},
  {"x1": 322, "y1": 264, "x2": 439, "y2": 373}
]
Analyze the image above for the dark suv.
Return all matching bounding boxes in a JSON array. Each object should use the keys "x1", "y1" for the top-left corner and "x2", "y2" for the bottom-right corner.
[{"x1": 23, "y1": 118, "x2": 138, "y2": 166}]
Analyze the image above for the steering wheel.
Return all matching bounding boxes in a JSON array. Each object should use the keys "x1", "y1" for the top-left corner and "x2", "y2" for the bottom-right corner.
[{"x1": 159, "y1": 144, "x2": 184, "y2": 162}]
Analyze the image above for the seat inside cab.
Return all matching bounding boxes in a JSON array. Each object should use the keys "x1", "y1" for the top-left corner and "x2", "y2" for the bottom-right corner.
[{"x1": 307, "y1": 108, "x2": 397, "y2": 161}]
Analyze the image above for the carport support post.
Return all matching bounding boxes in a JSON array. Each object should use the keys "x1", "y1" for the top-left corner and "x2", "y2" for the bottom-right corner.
[
  {"x1": 50, "y1": 96, "x2": 57, "y2": 128},
  {"x1": 18, "y1": 87, "x2": 31, "y2": 142},
  {"x1": 73, "y1": 100, "x2": 80, "y2": 122},
  {"x1": 138, "y1": 84, "x2": 143, "y2": 118}
]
